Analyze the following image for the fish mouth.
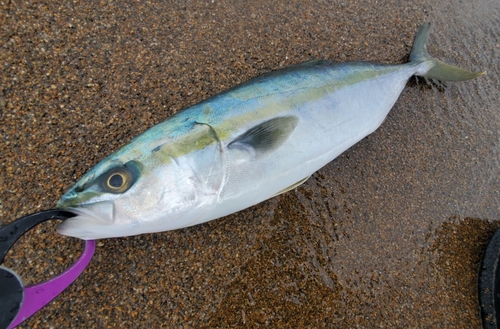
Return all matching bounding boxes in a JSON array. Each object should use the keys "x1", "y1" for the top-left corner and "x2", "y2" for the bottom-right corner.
[{"x1": 56, "y1": 201, "x2": 115, "y2": 240}]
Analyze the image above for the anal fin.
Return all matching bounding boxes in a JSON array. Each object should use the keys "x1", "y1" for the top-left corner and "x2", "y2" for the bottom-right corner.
[{"x1": 274, "y1": 175, "x2": 311, "y2": 196}]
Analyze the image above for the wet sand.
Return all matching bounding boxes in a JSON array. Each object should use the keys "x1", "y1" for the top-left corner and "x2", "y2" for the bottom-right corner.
[{"x1": 1, "y1": 0, "x2": 499, "y2": 327}]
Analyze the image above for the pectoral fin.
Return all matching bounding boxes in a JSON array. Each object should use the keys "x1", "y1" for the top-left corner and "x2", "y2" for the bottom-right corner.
[{"x1": 228, "y1": 116, "x2": 298, "y2": 158}]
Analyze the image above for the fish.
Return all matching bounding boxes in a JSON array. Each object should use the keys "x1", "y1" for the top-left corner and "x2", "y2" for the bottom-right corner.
[{"x1": 56, "y1": 23, "x2": 484, "y2": 240}]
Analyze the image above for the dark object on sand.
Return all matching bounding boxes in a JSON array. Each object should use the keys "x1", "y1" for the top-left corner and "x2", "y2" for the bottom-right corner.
[{"x1": 479, "y1": 228, "x2": 500, "y2": 329}]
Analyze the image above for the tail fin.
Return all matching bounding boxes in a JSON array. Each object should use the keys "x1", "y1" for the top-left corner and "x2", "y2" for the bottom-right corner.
[{"x1": 410, "y1": 23, "x2": 485, "y2": 82}]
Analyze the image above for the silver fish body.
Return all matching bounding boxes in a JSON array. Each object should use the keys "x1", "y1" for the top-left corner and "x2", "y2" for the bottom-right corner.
[{"x1": 56, "y1": 23, "x2": 483, "y2": 239}]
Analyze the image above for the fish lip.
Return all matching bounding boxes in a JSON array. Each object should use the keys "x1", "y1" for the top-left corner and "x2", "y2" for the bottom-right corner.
[
  {"x1": 56, "y1": 201, "x2": 116, "y2": 239},
  {"x1": 65, "y1": 201, "x2": 116, "y2": 224}
]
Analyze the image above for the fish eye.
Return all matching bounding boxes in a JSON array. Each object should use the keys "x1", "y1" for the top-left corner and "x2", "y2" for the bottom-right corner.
[
  {"x1": 98, "y1": 161, "x2": 141, "y2": 194},
  {"x1": 107, "y1": 173, "x2": 125, "y2": 189},
  {"x1": 102, "y1": 168, "x2": 131, "y2": 193}
]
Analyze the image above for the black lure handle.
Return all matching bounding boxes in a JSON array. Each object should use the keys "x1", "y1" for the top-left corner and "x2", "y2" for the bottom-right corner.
[
  {"x1": 0, "y1": 210, "x2": 76, "y2": 329},
  {"x1": 0, "y1": 210, "x2": 76, "y2": 264},
  {"x1": 0, "y1": 266, "x2": 23, "y2": 329}
]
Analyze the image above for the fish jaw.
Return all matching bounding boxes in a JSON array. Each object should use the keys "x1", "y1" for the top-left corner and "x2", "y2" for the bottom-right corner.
[{"x1": 56, "y1": 201, "x2": 116, "y2": 240}]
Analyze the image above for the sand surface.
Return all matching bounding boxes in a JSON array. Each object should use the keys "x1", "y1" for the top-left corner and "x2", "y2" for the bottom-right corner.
[{"x1": 1, "y1": 0, "x2": 499, "y2": 327}]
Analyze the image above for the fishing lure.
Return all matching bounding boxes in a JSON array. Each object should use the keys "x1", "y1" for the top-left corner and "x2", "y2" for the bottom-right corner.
[
  {"x1": 0, "y1": 210, "x2": 95, "y2": 328},
  {"x1": 56, "y1": 23, "x2": 483, "y2": 239}
]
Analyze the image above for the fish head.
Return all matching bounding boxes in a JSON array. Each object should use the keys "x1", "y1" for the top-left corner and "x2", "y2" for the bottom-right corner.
[
  {"x1": 56, "y1": 151, "x2": 200, "y2": 239},
  {"x1": 55, "y1": 157, "x2": 133, "y2": 237},
  {"x1": 56, "y1": 116, "x2": 230, "y2": 240}
]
